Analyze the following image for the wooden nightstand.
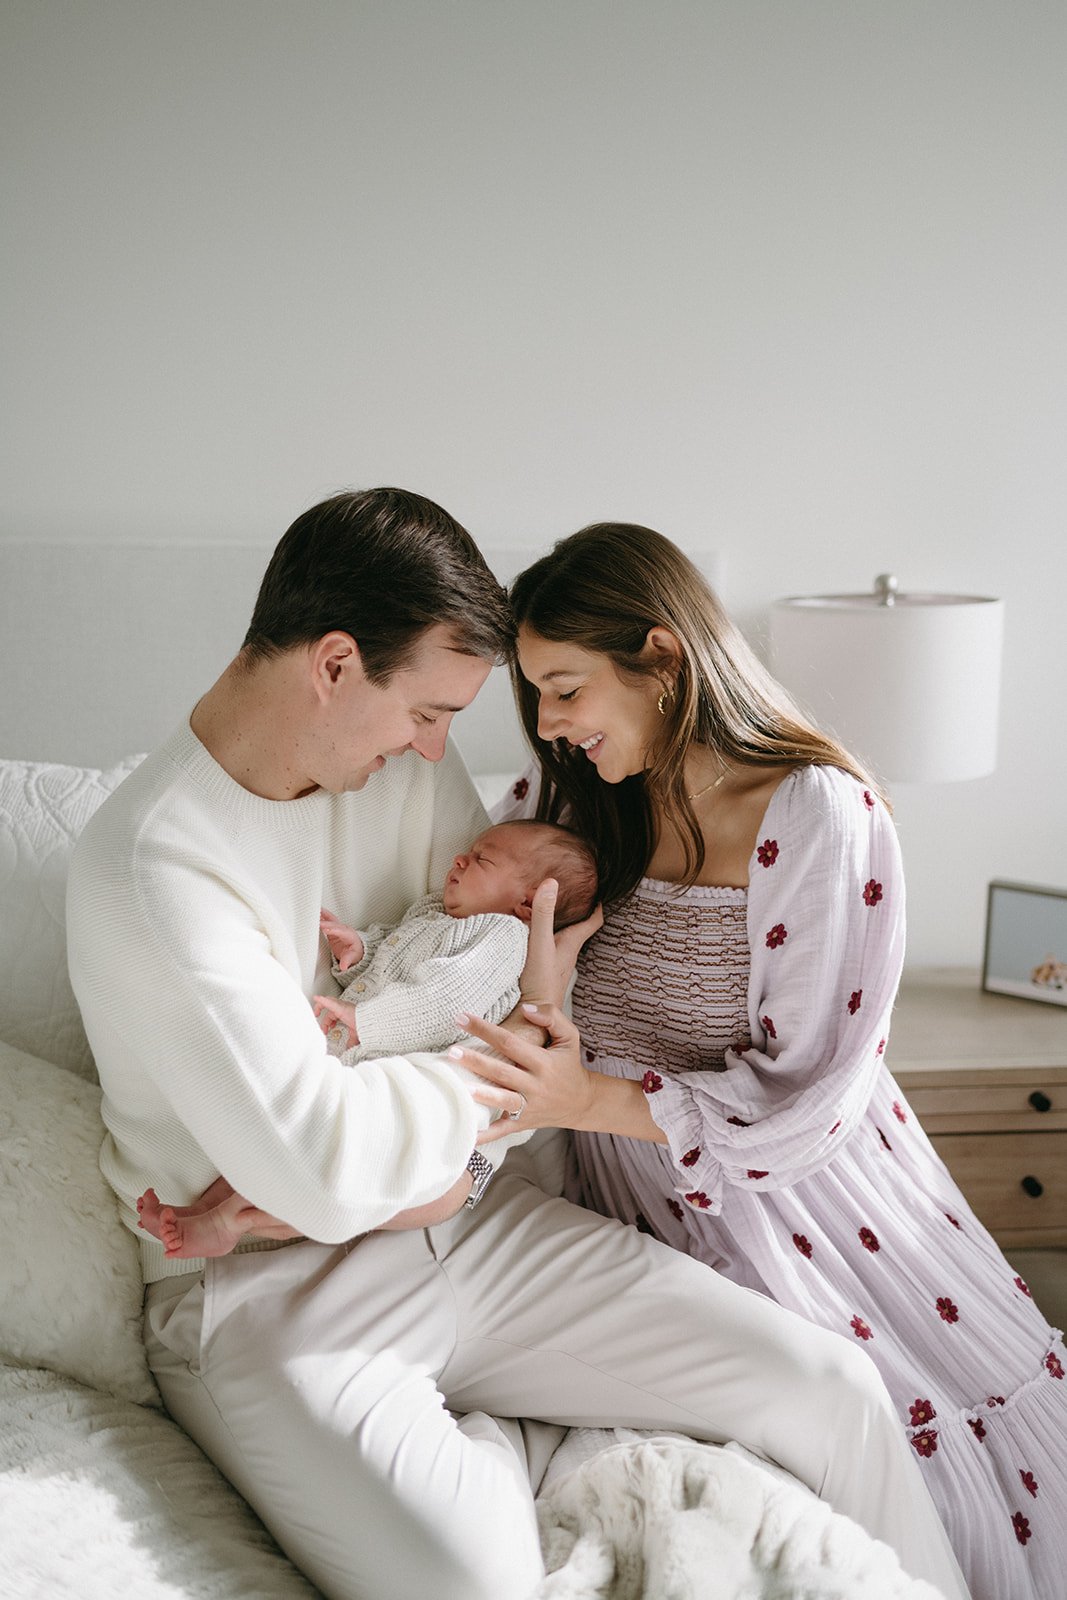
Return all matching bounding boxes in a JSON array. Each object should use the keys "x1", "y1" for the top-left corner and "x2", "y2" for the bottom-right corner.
[{"x1": 890, "y1": 968, "x2": 1067, "y2": 1250}]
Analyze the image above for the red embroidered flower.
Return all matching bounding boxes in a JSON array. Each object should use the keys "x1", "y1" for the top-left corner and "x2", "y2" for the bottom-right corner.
[
  {"x1": 681, "y1": 1147, "x2": 701, "y2": 1167},
  {"x1": 641, "y1": 1070, "x2": 663, "y2": 1094},
  {"x1": 1015, "y1": 1276, "x2": 1032, "y2": 1297},
  {"x1": 757, "y1": 838, "x2": 779, "y2": 867},
  {"x1": 1046, "y1": 1351, "x2": 1064, "y2": 1379},
  {"x1": 685, "y1": 1191, "x2": 711, "y2": 1210},
  {"x1": 1013, "y1": 1513, "x2": 1031, "y2": 1546},
  {"x1": 848, "y1": 990, "x2": 862, "y2": 1015},
  {"x1": 765, "y1": 923, "x2": 788, "y2": 949},
  {"x1": 878, "y1": 1128, "x2": 893, "y2": 1151},
  {"x1": 793, "y1": 1233, "x2": 813, "y2": 1259},
  {"x1": 667, "y1": 1199, "x2": 684, "y2": 1221},
  {"x1": 850, "y1": 1315, "x2": 873, "y2": 1341},
  {"x1": 987, "y1": 1396, "x2": 1005, "y2": 1408},
  {"x1": 892, "y1": 1101, "x2": 907, "y2": 1124},
  {"x1": 936, "y1": 1297, "x2": 959, "y2": 1324},
  {"x1": 746, "y1": 1169, "x2": 769, "y2": 1180},
  {"x1": 761, "y1": 1015, "x2": 777, "y2": 1039},
  {"x1": 859, "y1": 1226, "x2": 880, "y2": 1252},
  {"x1": 727, "y1": 1115, "x2": 750, "y2": 1127},
  {"x1": 909, "y1": 1399, "x2": 936, "y2": 1426},
  {"x1": 512, "y1": 776, "x2": 530, "y2": 801},
  {"x1": 1020, "y1": 1470, "x2": 1038, "y2": 1498},
  {"x1": 968, "y1": 1417, "x2": 987, "y2": 1442},
  {"x1": 945, "y1": 1213, "x2": 961, "y2": 1229},
  {"x1": 911, "y1": 1429, "x2": 938, "y2": 1458},
  {"x1": 863, "y1": 879, "x2": 883, "y2": 907},
  {"x1": 829, "y1": 1120, "x2": 841, "y2": 1135},
  {"x1": 876, "y1": 1038, "x2": 886, "y2": 1056},
  {"x1": 862, "y1": 790, "x2": 875, "y2": 811}
]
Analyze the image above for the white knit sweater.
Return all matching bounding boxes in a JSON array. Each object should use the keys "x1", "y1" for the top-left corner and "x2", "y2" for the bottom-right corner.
[{"x1": 67, "y1": 721, "x2": 492, "y2": 1281}]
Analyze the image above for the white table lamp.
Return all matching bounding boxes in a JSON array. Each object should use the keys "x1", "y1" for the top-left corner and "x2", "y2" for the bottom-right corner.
[{"x1": 769, "y1": 576, "x2": 1004, "y2": 784}]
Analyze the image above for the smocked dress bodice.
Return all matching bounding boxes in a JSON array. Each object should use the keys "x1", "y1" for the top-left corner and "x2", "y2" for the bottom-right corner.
[{"x1": 574, "y1": 877, "x2": 750, "y2": 1076}]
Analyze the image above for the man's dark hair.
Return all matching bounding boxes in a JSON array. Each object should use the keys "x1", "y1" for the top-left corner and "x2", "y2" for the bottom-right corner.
[{"x1": 242, "y1": 488, "x2": 514, "y2": 682}]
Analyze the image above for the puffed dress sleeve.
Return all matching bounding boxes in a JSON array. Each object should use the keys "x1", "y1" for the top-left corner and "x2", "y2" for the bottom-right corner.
[
  {"x1": 489, "y1": 762, "x2": 542, "y2": 823},
  {"x1": 643, "y1": 765, "x2": 905, "y2": 1215}
]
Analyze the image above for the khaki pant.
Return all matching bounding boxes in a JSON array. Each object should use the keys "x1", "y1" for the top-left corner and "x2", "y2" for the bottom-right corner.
[{"x1": 145, "y1": 1167, "x2": 969, "y2": 1600}]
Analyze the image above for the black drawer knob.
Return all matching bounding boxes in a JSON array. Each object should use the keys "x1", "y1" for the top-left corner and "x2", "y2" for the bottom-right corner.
[
  {"x1": 1021, "y1": 1175, "x2": 1044, "y2": 1199},
  {"x1": 1028, "y1": 1091, "x2": 1053, "y2": 1113}
]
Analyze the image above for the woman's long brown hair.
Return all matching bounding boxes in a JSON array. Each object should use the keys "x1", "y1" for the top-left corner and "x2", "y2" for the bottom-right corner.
[{"x1": 509, "y1": 522, "x2": 886, "y2": 905}]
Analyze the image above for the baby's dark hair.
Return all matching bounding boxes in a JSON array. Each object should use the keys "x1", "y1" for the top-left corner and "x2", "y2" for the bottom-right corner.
[{"x1": 501, "y1": 820, "x2": 599, "y2": 929}]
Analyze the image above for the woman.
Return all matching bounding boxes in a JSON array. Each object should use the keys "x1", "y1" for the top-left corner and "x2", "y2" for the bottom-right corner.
[{"x1": 459, "y1": 521, "x2": 1067, "y2": 1600}]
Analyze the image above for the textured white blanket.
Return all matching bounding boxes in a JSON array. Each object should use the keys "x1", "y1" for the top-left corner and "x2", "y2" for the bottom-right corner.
[{"x1": 537, "y1": 1429, "x2": 945, "y2": 1599}]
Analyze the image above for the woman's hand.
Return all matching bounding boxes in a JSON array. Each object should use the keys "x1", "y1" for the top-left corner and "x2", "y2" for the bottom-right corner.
[
  {"x1": 455, "y1": 1005, "x2": 669, "y2": 1148},
  {"x1": 518, "y1": 878, "x2": 603, "y2": 1009},
  {"x1": 451, "y1": 1003, "x2": 597, "y2": 1141}
]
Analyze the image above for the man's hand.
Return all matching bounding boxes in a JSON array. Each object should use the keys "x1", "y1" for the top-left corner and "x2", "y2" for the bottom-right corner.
[{"x1": 320, "y1": 908, "x2": 365, "y2": 973}]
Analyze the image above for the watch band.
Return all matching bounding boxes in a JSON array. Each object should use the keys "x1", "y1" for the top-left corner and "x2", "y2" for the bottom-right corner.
[{"x1": 464, "y1": 1148, "x2": 495, "y2": 1209}]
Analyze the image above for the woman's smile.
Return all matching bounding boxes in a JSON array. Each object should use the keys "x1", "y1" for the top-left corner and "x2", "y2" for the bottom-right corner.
[{"x1": 517, "y1": 626, "x2": 663, "y2": 784}]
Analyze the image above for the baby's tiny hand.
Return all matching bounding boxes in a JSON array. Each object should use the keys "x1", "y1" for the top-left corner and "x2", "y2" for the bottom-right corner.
[
  {"x1": 312, "y1": 994, "x2": 360, "y2": 1051},
  {"x1": 320, "y1": 908, "x2": 365, "y2": 973}
]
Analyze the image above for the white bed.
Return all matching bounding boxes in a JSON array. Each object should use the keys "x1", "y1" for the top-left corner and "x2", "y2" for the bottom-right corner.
[{"x1": 0, "y1": 538, "x2": 943, "y2": 1599}]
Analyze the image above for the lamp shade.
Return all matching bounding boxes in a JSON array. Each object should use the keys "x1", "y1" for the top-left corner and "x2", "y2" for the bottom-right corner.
[{"x1": 769, "y1": 584, "x2": 1004, "y2": 784}]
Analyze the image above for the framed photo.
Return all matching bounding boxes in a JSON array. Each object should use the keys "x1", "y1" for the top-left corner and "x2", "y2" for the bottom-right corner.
[{"x1": 982, "y1": 880, "x2": 1067, "y2": 1007}]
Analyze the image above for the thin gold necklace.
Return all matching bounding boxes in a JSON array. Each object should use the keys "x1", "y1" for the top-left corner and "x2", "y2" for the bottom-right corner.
[{"x1": 687, "y1": 764, "x2": 729, "y2": 802}]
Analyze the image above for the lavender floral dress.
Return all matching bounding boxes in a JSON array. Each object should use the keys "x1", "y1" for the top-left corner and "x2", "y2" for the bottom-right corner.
[{"x1": 500, "y1": 762, "x2": 1067, "y2": 1600}]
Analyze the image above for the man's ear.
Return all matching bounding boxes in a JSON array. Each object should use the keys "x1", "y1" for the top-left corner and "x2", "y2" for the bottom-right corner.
[{"x1": 309, "y1": 632, "x2": 361, "y2": 702}]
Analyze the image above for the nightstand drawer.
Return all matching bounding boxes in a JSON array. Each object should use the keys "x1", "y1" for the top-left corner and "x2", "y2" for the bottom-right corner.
[
  {"x1": 928, "y1": 1131, "x2": 1067, "y2": 1244},
  {"x1": 903, "y1": 1076, "x2": 1067, "y2": 1134}
]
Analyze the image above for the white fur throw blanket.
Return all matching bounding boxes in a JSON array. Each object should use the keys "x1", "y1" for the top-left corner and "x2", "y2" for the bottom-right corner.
[{"x1": 536, "y1": 1430, "x2": 944, "y2": 1599}]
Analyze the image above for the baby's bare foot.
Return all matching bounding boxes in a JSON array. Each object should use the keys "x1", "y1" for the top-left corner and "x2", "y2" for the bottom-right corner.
[
  {"x1": 157, "y1": 1202, "x2": 247, "y2": 1259},
  {"x1": 137, "y1": 1185, "x2": 246, "y2": 1258},
  {"x1": 137, "y1": 1187, "x2": 167, "y2": 1241}
]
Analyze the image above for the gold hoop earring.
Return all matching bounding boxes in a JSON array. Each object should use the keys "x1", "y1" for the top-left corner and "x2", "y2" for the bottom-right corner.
[{"x1": 657, "y1": 686, "x2": 673, "y2": 717}]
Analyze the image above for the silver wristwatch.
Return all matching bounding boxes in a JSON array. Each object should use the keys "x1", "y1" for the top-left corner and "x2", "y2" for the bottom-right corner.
[{"x1": 464, "y1": 1148, "x2": 495, "y2": 1209}]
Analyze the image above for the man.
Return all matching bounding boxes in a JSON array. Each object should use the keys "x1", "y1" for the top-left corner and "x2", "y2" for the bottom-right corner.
[{"x1": 67, "y1": 488, "x2": 968, "y2": 1600}]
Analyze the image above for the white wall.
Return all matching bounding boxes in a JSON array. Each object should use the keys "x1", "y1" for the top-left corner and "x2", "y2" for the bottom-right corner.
[{"x1": 3, "y1": 1, "x2": 1065, "y2": 967}]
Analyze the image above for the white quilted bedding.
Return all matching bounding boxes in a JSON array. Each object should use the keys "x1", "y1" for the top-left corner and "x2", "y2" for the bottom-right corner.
[{"x1": 0, "y1": 754, "x2": 145, "y2": 1078}]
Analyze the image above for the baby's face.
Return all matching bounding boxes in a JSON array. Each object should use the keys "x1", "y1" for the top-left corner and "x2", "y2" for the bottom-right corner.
[{"x1": 442, "y1": 825, "x2": 534, "y2": 920}]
